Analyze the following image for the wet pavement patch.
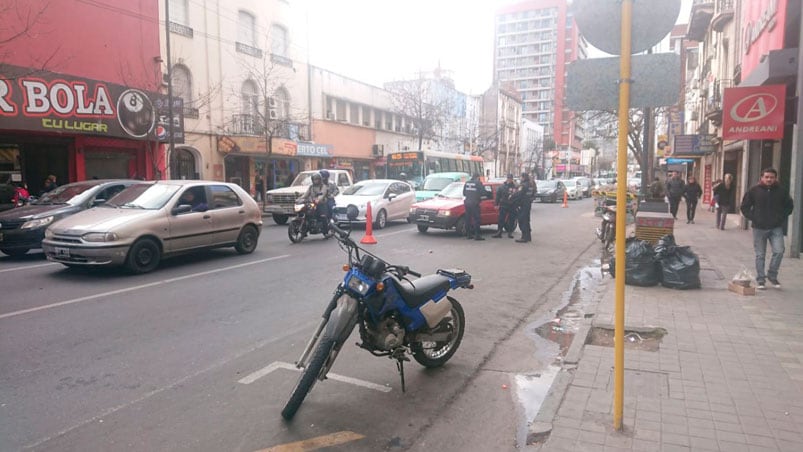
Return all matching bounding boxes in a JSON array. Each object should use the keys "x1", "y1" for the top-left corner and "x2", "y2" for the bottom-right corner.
[{"x1": 586, "y1": 326, "x2": 666, "y2": 352}]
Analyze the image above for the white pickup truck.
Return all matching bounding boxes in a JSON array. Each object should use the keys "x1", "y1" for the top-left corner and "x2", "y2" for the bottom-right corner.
[{"x1": 264, "y1": 169, "x2": 354, "y2": 224}]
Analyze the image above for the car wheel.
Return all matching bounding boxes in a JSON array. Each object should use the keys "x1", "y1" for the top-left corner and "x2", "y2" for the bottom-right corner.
[
  {"x1": 0, "y1": 248, "x2": 30, "y2": 257},
  {"x1": 234, "y1": 225, "x2": 259, "y2": 254},
  {"x1": 272, "y1": 214, "x2": 288, "y2": 225},
  {"x1": 454, "y1": 217, "x2": 467, "y2": 236},
  {"x1": 125, "y1": 238, "x2": 161, "y2": 274},
  {"x1": 374, "y1": 209, "x2": 387, "y2": 229},
  {"x1": 417, "y1": 225, "x2": 429, "y2": 233}
]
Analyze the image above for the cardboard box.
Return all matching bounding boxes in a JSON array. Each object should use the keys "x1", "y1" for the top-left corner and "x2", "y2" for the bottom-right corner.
[{"x1": 728, "y1": 281, "x2": 756, "y2": 296}]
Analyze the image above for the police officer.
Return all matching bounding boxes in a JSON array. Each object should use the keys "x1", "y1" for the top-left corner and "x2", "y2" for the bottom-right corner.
[
  {"x1": 512, "y1": 172, "x2": 536, "y2": 243},
  {"x1": 492, "y1": 174, "x2": 517, "y2": 238},
  {"x1": 462, "y1": 173, "x2": 488, "y2": 240}
]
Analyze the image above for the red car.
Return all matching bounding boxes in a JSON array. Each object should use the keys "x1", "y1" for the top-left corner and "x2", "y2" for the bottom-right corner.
[{"x1": 408, "y1": 181, "x2": 516, "y2": 235}]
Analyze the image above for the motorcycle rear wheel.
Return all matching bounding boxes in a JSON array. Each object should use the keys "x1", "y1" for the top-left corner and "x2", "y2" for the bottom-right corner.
[
  {"x1": 411, "y1": 299, "x2": 465, "y2": 368},
  {"x1": 288, "y1": 220, "x2": 304, "y2": 243},
  {"x1": 281, "y1": 337, "x2": 336, "y2": 420}
]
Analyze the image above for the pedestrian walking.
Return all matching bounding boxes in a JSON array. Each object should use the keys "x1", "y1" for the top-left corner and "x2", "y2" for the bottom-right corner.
[
  {"x1": 254, "y1": 174, "x2": 264, "y2": 201},
  {"x1": 492, "y1": 174, "x2": 517, "y2": 238},
  {"x1": 683, "y1": 175, "x2": 703, "y2": 224},
  {"x1": 462, "y1": 173, "x2": 488, "y2": 241},
  {"x1": 713, "y1": 173, "x2": 735, "y2": 230},
  {"x1": 665, "y1": 171, "x2": 685, "y2": 219},
  {"x1": 739, "y1": 168, "x2": 794, "y2": 290},
  {"x1": 709, "y1": 178, "x2": 722, "y2": 212},
  {"x1": 511, "y1": 172, "x2": 536, "y2": 243}
]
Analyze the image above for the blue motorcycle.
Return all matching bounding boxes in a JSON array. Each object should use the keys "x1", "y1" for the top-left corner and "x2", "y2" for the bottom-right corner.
[{"x1": 281, "y1": 208, "x2": 473, "y2": 420}]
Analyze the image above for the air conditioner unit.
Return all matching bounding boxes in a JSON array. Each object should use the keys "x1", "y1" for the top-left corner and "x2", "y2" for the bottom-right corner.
[
  {"x1": 371, "y1": 144, "x2": 384, "y2": 157},
  {"x1": 268, "y1": 110, "x2": 278, "y2": 120},
  {"x1": 267, "y1": 97, "x2": 277, "y2": 108}
]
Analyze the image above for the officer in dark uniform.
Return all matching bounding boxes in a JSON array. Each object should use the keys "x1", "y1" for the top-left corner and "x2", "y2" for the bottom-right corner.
[
  {"x1": 492, "y1": 174, "x2": 517, "y2": 238},
  {"x1": 462, "y1": 173, "x2": 488, "y2": 240},
  {"x1": 512, "y1": 172, "x2": 536, "y2": 243}
]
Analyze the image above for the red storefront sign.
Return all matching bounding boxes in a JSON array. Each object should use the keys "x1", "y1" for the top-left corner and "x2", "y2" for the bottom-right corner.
[{"x1": 721, "y1": 84, "x2": 786, "y2": 141}]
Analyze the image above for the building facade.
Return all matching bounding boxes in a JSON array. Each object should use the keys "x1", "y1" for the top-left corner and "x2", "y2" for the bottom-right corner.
[
  {"x1": 493, "y1": 0, "x2": 585, "y2": 156},
  {"x1": 1, "y1": 0, "x2": 164, "y2": 192}
]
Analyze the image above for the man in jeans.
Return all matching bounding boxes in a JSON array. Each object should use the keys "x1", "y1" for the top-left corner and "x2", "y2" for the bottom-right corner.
[{"x1": 739, "y1": 168, "x2": 794, "y2": 289}]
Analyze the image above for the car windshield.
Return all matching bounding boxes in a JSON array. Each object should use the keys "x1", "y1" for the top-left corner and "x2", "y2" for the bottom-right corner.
[
  {"x1": 108, "y1": 183, "x2": 181, "y2": 209},
  {"x1": 560, "y1": 179, "x2": 579, "y2": 187},
  {"x1": 33, "y1": 183, "x2": 98, "y2": 205},
  {"x1": 342, "y1": 181, "x2": 387, "y2": 196},
  {"x1": 537, "y1": 181, "x2": 557, "y2": 190},
  {"x1": 436, "y1": 182, "x2": 465, "y2": 199},
  {"x1": 422, "y1": 177, "x2": 456, "y2": 191}
]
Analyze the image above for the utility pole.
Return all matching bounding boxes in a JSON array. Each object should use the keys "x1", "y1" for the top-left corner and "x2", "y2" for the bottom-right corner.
[{"x1": 164, "y1": 0, "x2": 175, "y2": 180}]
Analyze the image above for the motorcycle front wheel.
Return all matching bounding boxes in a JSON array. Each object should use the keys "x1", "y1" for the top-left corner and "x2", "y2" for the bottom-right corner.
[
  {"x1": 281, "y1": 337, "x2": 336, "y2": 420},
  {"x1": 288, "y1": 220, "x2": 305, "y2": 243},
  {"x1": 411, "y1": 298, "x2": 465, "y2": 368}
]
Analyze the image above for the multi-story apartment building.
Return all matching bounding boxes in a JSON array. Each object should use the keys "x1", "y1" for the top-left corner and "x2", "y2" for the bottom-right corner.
[
  {"x1": 493, "y1": 0, "x2": 585, "y2": 156},
  {"x1": 1, "y1": 0, "x2": 163, "y2": 190},
  {"x1": 686, "y1": 0, "x2": 802, "y2": 254},
  {"x1": 481, "y1": 83, "x2": 523, "y2": 177}
]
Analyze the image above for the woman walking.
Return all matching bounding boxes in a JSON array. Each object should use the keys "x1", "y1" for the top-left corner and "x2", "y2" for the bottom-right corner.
[{"x1": 713, "y1": 173, "x2": 735, "y2": 230}]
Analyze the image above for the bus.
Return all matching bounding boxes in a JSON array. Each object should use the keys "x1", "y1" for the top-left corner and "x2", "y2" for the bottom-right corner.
[{"x1": 385, "y1": 150, "x2": 485, "y2": 188}]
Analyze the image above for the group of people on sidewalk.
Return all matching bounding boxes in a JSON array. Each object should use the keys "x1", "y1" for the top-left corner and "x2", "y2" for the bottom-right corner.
[{"x1": 461, "y1": 172, "x2": 536, "y2": 243}]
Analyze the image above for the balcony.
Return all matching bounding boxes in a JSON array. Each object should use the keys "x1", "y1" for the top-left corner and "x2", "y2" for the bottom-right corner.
[
  {"x1": 704, "y1": 79, "x2": 733, "y2": 127},
  {"x1": 168, "y1": 21, "x2": 193, "y2": 38},
  {"x1": 182, "y1": 106, "x2": 199, "y2": 119},
  {"x1": 231, "y1": 114, "x2": 263, "y2": 135},
  {"x1": 687, "y1": 0, "x2": 714, "y2": 41},
  {"x1": 270, "y1": 53, "x2": 293, "y2": 68},
  {"x1": 711, "y1": 0, "x2": 734, "y2": 32},
  {"x1": 236, "y1": 42, "x2": 263, "y2": 58}
]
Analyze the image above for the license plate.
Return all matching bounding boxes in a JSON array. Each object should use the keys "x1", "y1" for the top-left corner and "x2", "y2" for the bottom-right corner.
[
  {"x1": 418, "y1": 215, "x2": 429, "y2": 222},
  {"x1": 55, "y1": 247, "x2": 70, "y2": 257},
  {"x1": 335, "y1": 214, "x2": 347, "y2": 221}
]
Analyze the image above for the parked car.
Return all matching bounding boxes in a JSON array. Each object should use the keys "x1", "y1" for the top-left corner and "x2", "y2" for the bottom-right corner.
[
  {"x1": 572, "y1": 177, "x2": 593, "y2": 197},
  {"x1": 332, "y1": 179, "x2": 415, "y2": 229},
  {"x1": 559, "y1": 179, "x2": 581, "y2": 200},
  {"x1": 408, "y1": 181, "x2": 513, "y2": 235},
  {"x1": 535, "y1": 180, "x2": 567, "y2": 203},
  {"x1": 41, "y1": 180, "x2": 262, "y2": 273},
  {"x1": 264, "y1": 169, "x2": 354, "y2": 225},
  {"x1": 414, "y1": 172, "x2": 469, "y2": 202},
  {"x1": 0, "y1": 179, "x2": 138, "y2": 257}
]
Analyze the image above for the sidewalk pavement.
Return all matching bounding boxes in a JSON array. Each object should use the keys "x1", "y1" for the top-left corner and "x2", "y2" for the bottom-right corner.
[{"x1": 538, "y1": 206, "x2": 803, "y2": 451}]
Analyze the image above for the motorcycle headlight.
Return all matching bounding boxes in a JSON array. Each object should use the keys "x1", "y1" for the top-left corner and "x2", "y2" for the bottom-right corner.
[
  {"x1": 347, "y1": 274, "x2": 371, "y2": 295},
  {"x1": 82, "y1": 232, "x2": 120, "y2": 242},
  {"x1": 21, "y1": 216, "x2": 54, "y2": 229},
  {"x1": 437, "y1": 210, "x2": 451, "y2": 217},
  {"x1": 294, "y1": 203, "x2": 305, "y2": 212}
]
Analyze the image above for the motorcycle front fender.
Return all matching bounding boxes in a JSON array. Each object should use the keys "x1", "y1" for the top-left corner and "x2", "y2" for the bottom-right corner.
[{"x1": 323, "y1": 294, "x2": 359, "y2": 346}]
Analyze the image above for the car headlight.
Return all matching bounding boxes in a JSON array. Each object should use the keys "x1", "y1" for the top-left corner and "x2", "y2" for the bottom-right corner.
[
  {"x1": 409, "y1": 207, "x2": 416, "y2": 214},
  {"x1": 266, "y1": 194, "x2": 273, "y2": 203},
  {"x1": 347, "y1": 274, "x2": 371, "y2": 295},
  {"x1": 21, "y1": 216, "x2": 54, "y2": 229},
  {"x1": 44, "y1": 228, "x2": 55, "y2": 239},
  {"x1": 82, "y1": 232, "x2": 120, "y2": 242},
  {"x1": 437, "y1": 210, "x2": 451, "y2": 217}
]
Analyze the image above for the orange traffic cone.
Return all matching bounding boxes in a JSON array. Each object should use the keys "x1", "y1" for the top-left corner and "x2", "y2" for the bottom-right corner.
[
  {"x1": 562, "y1": 191, "x2": 568, "y2": 208},
  {"x1": 360, "y1": 201, "x2": 378, "y2": 245}
]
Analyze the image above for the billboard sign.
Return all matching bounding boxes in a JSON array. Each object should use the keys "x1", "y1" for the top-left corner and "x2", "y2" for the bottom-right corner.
[
  {"x1": 721, "y1": 84, "x2": 786, "y2": 140},
  {"x1": 742, "y1": 0, "x2": 787, "y2": 78},
  {"x1": 0, "y1": 64, "x2": 183, "y2": 142},
  {"x1": 672, "y1": 135, "x2": 717, "y2": 155}
]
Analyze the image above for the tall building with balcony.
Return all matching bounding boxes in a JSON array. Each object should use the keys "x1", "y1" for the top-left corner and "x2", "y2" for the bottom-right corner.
[{"x1": 493, "y1": 0, "x2": 584, "y2": 156}]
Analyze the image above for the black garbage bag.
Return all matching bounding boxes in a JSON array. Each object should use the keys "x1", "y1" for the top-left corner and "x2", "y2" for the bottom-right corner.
[
  {"x1": 654, "y1": 234, "x2": 677, "y2": 259},
  {"x1": 609, "y1": 238, "x2": 661, "y2": 286},
  {"x1": 659, "y1": 245, "x2": 701, "y2": 289}
]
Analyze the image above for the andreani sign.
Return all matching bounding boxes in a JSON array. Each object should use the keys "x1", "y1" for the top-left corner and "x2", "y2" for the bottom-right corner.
[
  {"x1": 0, "y1": 64, "x2": 183, "y2": 142},
  {"x1": 721, "y1": 84, "x2": 786, "y2": 141}
]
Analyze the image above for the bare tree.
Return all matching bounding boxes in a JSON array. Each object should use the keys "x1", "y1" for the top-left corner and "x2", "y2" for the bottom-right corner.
[
  {"x1": 385, "y1": 74, "x2": 455, "y2": 151},
  {"x1": 0, "y1": 0, "x2": 60, "y2": 79},
  {"x1": 583, "y1": 109, "x2": 646, "y2": 170}
]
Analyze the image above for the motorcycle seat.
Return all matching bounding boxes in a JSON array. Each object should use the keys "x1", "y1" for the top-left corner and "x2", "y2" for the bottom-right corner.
[{"x1": 390, "y1": 274, "x2": 452, "y2": 308}]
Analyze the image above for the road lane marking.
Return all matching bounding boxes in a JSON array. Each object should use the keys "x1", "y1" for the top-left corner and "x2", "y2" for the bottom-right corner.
[
  {"x1": 257, "y1": 431, "x2": 365, "y2": 451},
  {"x1": 0, "y1": 262, "x2": 60, "y2": 273},
  {"x1": 238, "y1": 361, "x2": 392, "y2": 393},
  {"x1": 0, "y1": 255, "x2": 290, "y2": 320}
]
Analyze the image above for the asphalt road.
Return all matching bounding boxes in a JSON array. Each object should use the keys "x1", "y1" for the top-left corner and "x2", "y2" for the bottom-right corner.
[{"x1": 0, "y1": 197, "x2": 600, "y2": 451}]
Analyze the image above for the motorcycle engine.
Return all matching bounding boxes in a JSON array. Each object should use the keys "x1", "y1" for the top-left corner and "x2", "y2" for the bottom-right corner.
[{"x1": 367, "y1": 317, "x2": 405, "y2": 350}]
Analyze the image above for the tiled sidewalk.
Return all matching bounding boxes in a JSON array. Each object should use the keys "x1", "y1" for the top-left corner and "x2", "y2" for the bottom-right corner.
[{"x1": 540, "y1": 208, "x2": 803, "y2": 451}]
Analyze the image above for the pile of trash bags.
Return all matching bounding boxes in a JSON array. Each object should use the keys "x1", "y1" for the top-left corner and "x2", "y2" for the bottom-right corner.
[{"x1": 609, "y1": 235, "x2": 701, "y2": 289}]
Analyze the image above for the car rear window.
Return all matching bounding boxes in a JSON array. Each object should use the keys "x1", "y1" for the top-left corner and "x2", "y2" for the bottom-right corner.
[{"x1": 209, "y1": 185, "x2": 242, "y2": 208}]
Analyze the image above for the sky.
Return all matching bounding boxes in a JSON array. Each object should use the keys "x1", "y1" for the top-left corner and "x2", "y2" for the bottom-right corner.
[{"x1": 300, "y1": 0, "x2": 693, "y2": 95}]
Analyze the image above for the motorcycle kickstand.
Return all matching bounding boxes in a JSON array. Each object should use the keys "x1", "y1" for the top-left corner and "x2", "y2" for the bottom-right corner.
[{"x1": 396, "y1": 358, "x2": 406, "y2": 393}]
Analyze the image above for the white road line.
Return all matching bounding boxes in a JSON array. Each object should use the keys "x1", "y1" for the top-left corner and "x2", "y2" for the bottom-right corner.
[
  {"x1": 239, "y1": 360, "x2": 392, "y2": 393},
  {"x1": 0, "y1": 255, "x2": 290, "y2": 320},
  {"x1": 0, "y1": 262, "x2": 60, "y2": 273}
]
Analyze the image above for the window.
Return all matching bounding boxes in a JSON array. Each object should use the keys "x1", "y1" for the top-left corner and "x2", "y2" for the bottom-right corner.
[
  {"x1": 209, "y1": 185, "x2": 242, "y2": 209},
  {"x1": 241, "y1": 80, "x2": 258, "y2": 115},
  {"x1": 273, "y1": 87, "x2": 290, "y2": 119},
  {"x1": 337, "y1": 173, "x2": 350, "y2": 187},
  {"x1": 169, "y1": 0, "x2": 188, "y2": 25},
  {"x1": 238, "y1": 11, "x2": 256, "y2": 46},
  {"x1": 98, "y1": 184, "x2": 128, "y2": 202},
  {"x1": 271, "y1": 24, "x2": 288, "y2": 56},
  {"x1": 171, "y1": 64, "x2": 193, "y2": 107}
]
